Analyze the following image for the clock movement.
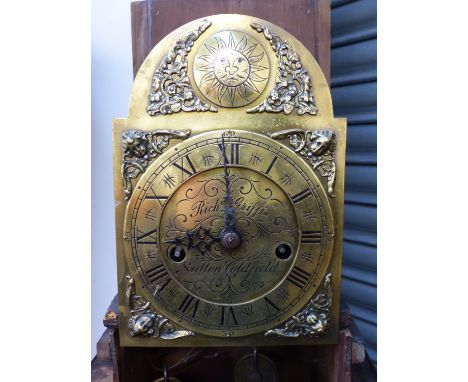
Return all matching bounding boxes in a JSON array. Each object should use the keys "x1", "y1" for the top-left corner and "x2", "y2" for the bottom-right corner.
[{"x1": 113, "y1": 14, "x2": 346, "y2": 348}]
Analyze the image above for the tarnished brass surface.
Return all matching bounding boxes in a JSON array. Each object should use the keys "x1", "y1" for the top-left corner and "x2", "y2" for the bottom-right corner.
[
  {"x1": 126, "y1": 14, "x2": 334, "y2": 131},
  {"x1": 113, "y1": 14, "x2": 346, "y2": 347},
  {"x1": 147, "y1": 19, "x2": 217, "y2": 116},
  {"x1": 126, "y1": 276, "x2": 194, "y2": 340},
  {"x1": 269, "y1": 129, "x2": 336, "y2": 196},
  {"x1": 265, "y1": 273, "x2": 332, "y2": 338},
  {"x1": 122, "y1": 129, "x2": 191, "y2": 199},
  {"x1": 247, "y1": 23, "x2": 318, "y2": 115},
  {"x1": 123, "y1": 130, "x2": 334, "y2": 338},
  {"x1": 193, "y1": 30, "x2": 270, "y2": 107}
]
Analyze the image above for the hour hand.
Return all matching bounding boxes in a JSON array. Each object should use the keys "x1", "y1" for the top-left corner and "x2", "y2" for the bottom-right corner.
[{"x1": 163, "y1": 226, "x2": 220, "y2": 254}]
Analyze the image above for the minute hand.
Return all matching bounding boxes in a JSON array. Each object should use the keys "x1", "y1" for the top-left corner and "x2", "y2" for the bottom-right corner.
[
  {"x1": 221, "y1": 136, "x2": 237, "y2": 229},
  {"x1": 220, "y1": 135, "x2": 242, "y2": 250}
]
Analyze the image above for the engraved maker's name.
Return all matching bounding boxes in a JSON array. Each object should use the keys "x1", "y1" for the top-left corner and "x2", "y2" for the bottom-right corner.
[
  {"x1": 190, "y1": 197, "x2": 270, "y2": 218},
  {"x1": 183, "y1": 260, "x2": 280, "y2": 279}
]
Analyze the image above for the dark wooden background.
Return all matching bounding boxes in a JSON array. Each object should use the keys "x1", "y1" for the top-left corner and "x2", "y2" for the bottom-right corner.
[{"x1": 131, "y1": 0, "x2": 330, "y2": 83}]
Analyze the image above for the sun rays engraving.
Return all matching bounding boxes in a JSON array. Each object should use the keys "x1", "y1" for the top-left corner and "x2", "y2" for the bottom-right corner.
[{"x1": 193, "y1": 31, "x2": 270, "y2": 107}]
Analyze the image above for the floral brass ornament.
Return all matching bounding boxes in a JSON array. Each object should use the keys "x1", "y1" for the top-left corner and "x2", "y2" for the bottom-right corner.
[
  {"x1": 247, "y1": 23, "x2": 318, "y2": 115},
  {"x1": 147, "y1": 19, "x2": 217, "y2": 116},
  {"x1": 193, "y1": 30, "x2": 270, "y2": 107},
  {"x1": 269, "y1": 129, "x2": 336, "y2": 197},
  {"x1": 126, "y1": 276, "x2": 194, "y2": 339},
  {"x1": 265, "y1": 273, "x2": 332, "y2": 338},
  {"x1": 122, "y1": 129, "x2": 191, "y2": 200}
]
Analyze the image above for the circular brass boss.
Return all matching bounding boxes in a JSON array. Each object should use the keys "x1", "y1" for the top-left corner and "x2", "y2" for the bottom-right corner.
[{"x1": 193, "y1": 30, "x2": 270, "y2": 107}]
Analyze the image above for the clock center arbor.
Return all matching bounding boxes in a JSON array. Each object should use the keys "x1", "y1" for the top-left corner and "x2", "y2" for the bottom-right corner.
[{"x1": 113, "y1": 14, "x2": 346, "y2": 347}]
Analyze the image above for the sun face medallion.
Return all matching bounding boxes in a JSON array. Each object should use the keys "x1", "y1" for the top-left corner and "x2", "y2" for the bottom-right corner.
[{"x1": 193, "y1": 31, "x2": 270, "y2": 108}]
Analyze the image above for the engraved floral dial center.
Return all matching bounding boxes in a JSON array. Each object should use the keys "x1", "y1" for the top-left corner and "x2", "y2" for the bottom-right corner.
[{"x1": 158, "y1": 167, "x2": 299, "y2": 305}]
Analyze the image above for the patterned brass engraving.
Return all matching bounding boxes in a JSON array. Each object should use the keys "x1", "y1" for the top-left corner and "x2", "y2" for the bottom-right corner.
[
  {"x1": 123, "y1": 130, "x2": 334, "y2": 338},
  {"x1": 126, "y1": 276, "x2": 194, "y2": 339},
  {"x1": 114, "y1": 14, "x2": 346, "y2": 348},
  {"x1": 158, "y1": 166, "x2": 299, "y2": 305},
  {"x1": 247, "y1": 23, "x2": 318, "y2": 115},
  {"x1": 265, "y1": 273, "x2": 332, "y2": 338},
  {"x1": 122, "y1": 129, "x2": 191, "y2": 200},
  {"x1": 147, "y1": 19, "x2": 217, "y2": 116},
  {"x1": 193, "y1": 30, "x2": 270, "y2": 107},
  {"x1": 269, "y1": 129, "x2": 336, "y2": 197}
]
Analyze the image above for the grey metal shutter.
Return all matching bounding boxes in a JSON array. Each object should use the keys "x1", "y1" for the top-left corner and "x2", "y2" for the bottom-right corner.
[{"x1": 331, "y1": 0, "x2": 377, "y2": 364}]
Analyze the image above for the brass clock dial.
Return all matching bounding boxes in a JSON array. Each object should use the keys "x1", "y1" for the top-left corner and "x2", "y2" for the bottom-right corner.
[{"x1": 124, "y1": 130, "x2": 334, "y2": 337}]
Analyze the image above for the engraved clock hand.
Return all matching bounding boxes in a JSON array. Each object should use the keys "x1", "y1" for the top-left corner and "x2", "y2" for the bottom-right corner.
[
  {"x1": 220, "y1": 135, "x2": 242, "y2": 250},
  {"x1": 221, "y1": 135, "x2": 236, "y2": 228}
]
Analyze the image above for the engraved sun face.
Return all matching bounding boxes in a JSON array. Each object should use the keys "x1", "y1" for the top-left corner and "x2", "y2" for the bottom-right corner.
[
  {"x1": 193, "y1": 31, "x2": 270, "y2": 107},
  {"x1": 214, "y1": 49, "x2": 250, "y2": 87}
]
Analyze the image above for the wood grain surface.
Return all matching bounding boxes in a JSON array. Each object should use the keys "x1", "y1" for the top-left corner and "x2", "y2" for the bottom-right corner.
[{"x1": 130, "y1": 0, "x2": 330, "y2": 83}]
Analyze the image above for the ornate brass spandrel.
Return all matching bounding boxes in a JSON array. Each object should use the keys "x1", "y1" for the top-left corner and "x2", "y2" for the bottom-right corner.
[
  {"x1": 247, "y1": 23, "x2": 318, "y2": 116},
  {"x1": 147, "y1": 19, "x2": 217, "y2": 116},
  {"x1": 265, "y1": 273, "x2": 332, "y2": 338},
  {"x1": 193, "y1": 30, "x2": 270, "y2": 108},
  {"x1": 121, "y1": 129, "x2": 191, "y2": 200},
  {"x1": 126, "y1": 276, "x2": 194, "y2": 339},
  {"x1": 269, "y1": 129, "x2": 336, "y2": 197}
]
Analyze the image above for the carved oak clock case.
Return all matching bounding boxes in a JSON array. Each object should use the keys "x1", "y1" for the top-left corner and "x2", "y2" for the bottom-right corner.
[{"x1": 112, "y1": 14, "x2": 346, "y2": 347}]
